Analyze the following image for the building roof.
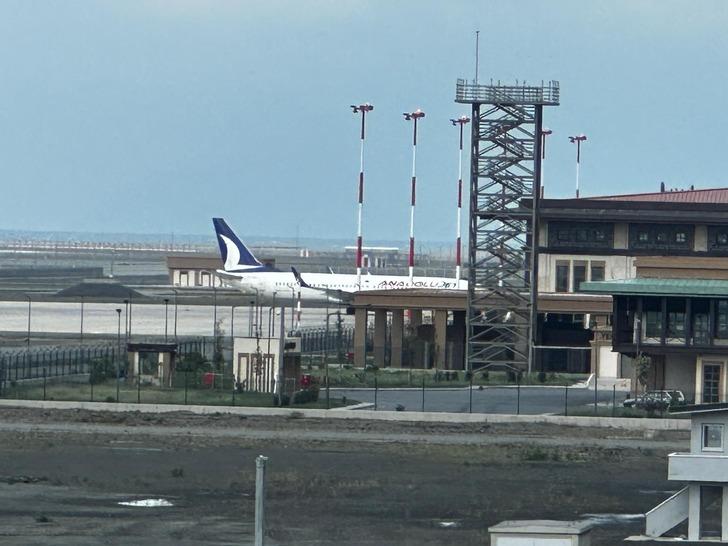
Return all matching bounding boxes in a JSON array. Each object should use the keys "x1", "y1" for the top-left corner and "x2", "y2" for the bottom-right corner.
[
  {"x1": 584, "y1": 187, "x2": 728, "y2": 204},
  {"x1": 581, "y1": 277, "x2": 728, "y2": 298},
  {"x1": 670, "y1": 402, "x2": 728, "y2": 415},
  {"x1": 488, "y1": 519, "x2": 594, "y2": 535}
]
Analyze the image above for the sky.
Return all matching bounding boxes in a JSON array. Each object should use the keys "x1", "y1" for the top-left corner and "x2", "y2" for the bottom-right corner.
[{"x1": 1, "y1": 1, "x2": 727, "y2": 245}]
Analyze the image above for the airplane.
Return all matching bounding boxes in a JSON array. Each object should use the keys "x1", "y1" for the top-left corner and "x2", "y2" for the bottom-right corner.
[{"x1": 212, "y1": 217, "x2": 466, "y2": 307}]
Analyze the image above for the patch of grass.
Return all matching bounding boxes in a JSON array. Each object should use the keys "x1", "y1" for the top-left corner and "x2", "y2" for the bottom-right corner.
[
  {"x1": 2, "y1": 380, "x2": 354, "y2": 409},
  {"x1": 308, "y1": 367, "x2": 587, "y2": 389}
]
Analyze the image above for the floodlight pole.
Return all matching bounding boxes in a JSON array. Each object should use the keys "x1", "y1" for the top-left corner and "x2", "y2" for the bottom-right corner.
[
  {"x1": 351, "y1": 103, "x2": 374, "y2": 289},
  {"x1": 569, "y1": 134, "x2": 587, "y2": 198},
  {"x1": 403, "y1": 109, "x2": 425, "y2": 283},
  {"x1": 450, "y1": 115, "x2": 470, "y2": 288}
]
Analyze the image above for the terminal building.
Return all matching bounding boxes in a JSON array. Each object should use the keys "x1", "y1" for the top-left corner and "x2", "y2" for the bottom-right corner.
[{"x1": 577, "y1": 186, "x2": 728, "y2": 401}]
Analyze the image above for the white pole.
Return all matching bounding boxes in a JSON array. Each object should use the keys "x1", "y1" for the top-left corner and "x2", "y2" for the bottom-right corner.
[
  {"x1": 254, "y1": 455, "x2": 268, "y2": 546},
  {"x1": 352, "y1": 104, "x2": 373, "y2": 289},
  {"x1": 409, "y1": 123, "x2": 417, "y2": 283},
  {"x1": 575, "y1": 152, "x2": 580, "y2": 199}
]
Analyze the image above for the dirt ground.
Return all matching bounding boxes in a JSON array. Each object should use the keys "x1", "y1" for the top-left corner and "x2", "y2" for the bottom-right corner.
[{"x1": 0, "y1": 407, "x2": 689, "y2": 545}]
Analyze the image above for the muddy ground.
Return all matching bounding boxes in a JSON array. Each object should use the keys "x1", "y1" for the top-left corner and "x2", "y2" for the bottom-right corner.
[{"x1": 0, "y1": 407, "x2": 689, "y2": 545}]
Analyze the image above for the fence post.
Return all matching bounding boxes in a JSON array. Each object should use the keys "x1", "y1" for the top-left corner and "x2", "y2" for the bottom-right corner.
[
  {"x1": 255, "y1": 455, "x2": 268, "y2": 546},
  {"x1": 564, "y1": 384, "x2": 568, "y2": 416},
  {"x1": 469, "y1": 371, "x2": 473, "y2": 413},
  {"x1": 612, "y1": 385, "x2": 616, "y2": 417},
  {"x1": 421, "y1": 374, "x2": 425, "y2": 412},
  {"x1": 517, "y1": 375, "x2": 521, "y2": 415},
  {"x1": 594, "y1": 373, "x2": 598, "y2": 415},
  {"x1": 184, "y1": 370, "x2": 188, "y2": 405},
  {"x1": 90, "y1": 362, "x2": 94, "y2": 402},
  {"x1": 374, "y1": 375, "x2": 378, "y2": 411},
  {"x1": 137, "y1": 368, "x2": 141, "y2": 404},
  {"x1": 42, "y1": 368, "x2": 46, "y2": 401}
]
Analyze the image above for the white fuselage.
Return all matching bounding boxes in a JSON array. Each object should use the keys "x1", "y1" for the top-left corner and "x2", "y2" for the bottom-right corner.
[{"x1": 218, "y1": 270, "x2": 466, "y2": 307}]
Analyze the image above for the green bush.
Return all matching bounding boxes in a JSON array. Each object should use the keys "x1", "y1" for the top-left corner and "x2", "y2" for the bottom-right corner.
[
  {"x1": 293, "y1": 386, "x2": 320, "y2": 404},
  {"x1": 537, "y1": 371, "x2": 547, "y2": 383}
]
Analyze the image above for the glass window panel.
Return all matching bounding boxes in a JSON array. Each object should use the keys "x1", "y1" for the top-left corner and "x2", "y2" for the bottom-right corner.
[
  {"x1": 703, "y1": 424, "x2": 723, "y2": 450},
  {"x1": 703, "y1": 364, "x2": 721, "y2": 404},
  {"x1": 716, "y1": 301, "x2": 728, "y2": 339},
  {"x1": 573, "y1": 264, "x2": 587, "y2": 292},
  {"x1": 590, "y1": 264, "x2": 605, "y2": 282},
  {"x1": 556, "y1": 264, "x2": 569, "y2": 293}
]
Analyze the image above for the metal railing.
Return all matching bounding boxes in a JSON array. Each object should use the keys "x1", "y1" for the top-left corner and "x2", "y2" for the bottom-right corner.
[{"x1": 455, "y1": 79, "x2": 560, "y2": 105}]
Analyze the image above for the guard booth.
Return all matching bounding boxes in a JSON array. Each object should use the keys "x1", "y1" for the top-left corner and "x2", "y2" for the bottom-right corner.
[
  {"x1": 126, "y1": 342, "x2": 177, "y2": 387},
  {"x1": 232, "y1": 337, "x2": 301, "y2": 397}
]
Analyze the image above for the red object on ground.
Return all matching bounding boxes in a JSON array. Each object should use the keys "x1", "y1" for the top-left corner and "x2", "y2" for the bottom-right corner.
[
  {"x1": 202, "y1": 372, "x2": 215, "y2": 387},
  {"x1": 301, "y1": 374, "x2": 312, "y2": 387}
]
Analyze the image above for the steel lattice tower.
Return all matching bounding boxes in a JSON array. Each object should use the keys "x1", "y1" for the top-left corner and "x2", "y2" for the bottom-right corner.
[{"x1": 455, "y1": 79, "x2": 559, "y2": 372}]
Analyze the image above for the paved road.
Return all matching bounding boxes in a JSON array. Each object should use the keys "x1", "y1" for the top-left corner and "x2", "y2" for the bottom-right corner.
[{"x1": 332, "y1": 385, "x2": 624, "y2": 415}]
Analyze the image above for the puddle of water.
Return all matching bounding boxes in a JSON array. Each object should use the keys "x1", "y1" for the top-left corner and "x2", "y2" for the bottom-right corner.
[
  {"x1": 437, "y1": 521, "x2": 461, "y2": 529},
  {"x1": 118, "y1": 498, "x2": 174, "y2": 507},
  {"x1": 581, "y1": 513, "x2": 643, "y2": 525}
]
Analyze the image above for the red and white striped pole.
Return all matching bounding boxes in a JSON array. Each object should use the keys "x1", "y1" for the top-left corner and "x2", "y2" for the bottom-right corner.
[
  {"x1": 569, "y1": 134, "x2": 587, "y2": 198},
  {"x1": 450, "y1": 115, "x2": 470, "y2": 288},
  {"x1": 351, "y1": 103, "x2": 374, "y2": 288},
  {"x1": 403, "y1": 109, "x2": 425, "y2": 283}
]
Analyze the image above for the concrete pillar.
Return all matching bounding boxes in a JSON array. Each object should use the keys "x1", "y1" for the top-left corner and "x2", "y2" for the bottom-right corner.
[
  {"x1": 452, "y1": 311, "x2": 466, "y2": 370},
  {"x1": 410, "y1": 309, "x2": 422, "y2": 328},
  {"x1": 373, "y1": 309, "x2": 387, "y2": 368},
  {"x1": 722, "y1": 486, "x2": 728, "y2": 541},
  {"x1": 688, "y1": 484, "x2": 700, "y2": 541},
  {"x1": 391, "y1": 309, "x2": 404, "y2": 368},
  {"x1": 434, "y1": 310, "x2": 448, "y2": 369},
  {"x1": 354, "y1": 308, "x2": 367, "y2": 368}
]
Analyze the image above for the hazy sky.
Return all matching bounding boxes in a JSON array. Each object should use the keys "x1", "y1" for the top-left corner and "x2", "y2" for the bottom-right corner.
[{"x1": 1, "y1": 1, "x2": 727, "y2": 243}]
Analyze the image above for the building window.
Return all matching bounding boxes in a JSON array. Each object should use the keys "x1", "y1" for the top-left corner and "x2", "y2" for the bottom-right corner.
[
  {"x1": 573, "y1": 262, "x2": 587, "y2": 292},
  {"x1": 629, "y1": 224, "x2": 693, "y2": 250},
  {"x1": 692, "y1": 299, "x2": 710, "y2": 345},
  {"x1": 708, "y1": 226, "x2": 728, "y2": 251},
  {"x1": 642, "y1": 298, "x2": 662, "y2": 342},
  {"x1": 547, "y1": 221, "x2": 614, "y2": 249},
  {"x1": 590, "y1": 263, "x2": 605, "y2": 282},
  {"x1": 555, "y1": 263, "x2": 569, "y2": 293},
  {"x1": 666, "y1": 299, "x2": 686, "y2": 344},
  {"x1": 716, "y1": 301, "x2": 728, "y2": 341},
  {"x1": 703, "y1": 424, "x2": 724, "y2": 451},
  {"x1": 703, "y1": 363, "x2": 722, "y2": 404}
]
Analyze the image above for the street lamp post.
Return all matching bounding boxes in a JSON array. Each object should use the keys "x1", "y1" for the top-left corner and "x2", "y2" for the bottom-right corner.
[
  {"x1": 115, "y1": 308, "x2": 122, "y2": 402},
  {"x1": 164, "y1": 298, "x2": 169, "y2": 343},
  {"x1": 173, "y1": 289, "x2": 178, "y2": 341},
  {"x1": 569, "y1": 134, "x2": 587, "y2": 198},
  {"x1": 351, "y1": 103, "x2": 374, "y2": 289},
  {"x1": 80, "y1": 297, "x2": 85, "y2": 346},
  {"x1": 450, "y1": 115, "x2": 470, "y2": 288},
  {"x1": 25, "y1": 294, "x2": 31, "y2": 358},
  {"x1": 403, "y1": 109, "x2": 425, "y2": 283}
]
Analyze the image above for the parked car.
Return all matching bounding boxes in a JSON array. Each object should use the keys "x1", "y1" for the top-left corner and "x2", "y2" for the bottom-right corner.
[{"x1": 623, "y1": 390, "x2": 686, "y2": 411}]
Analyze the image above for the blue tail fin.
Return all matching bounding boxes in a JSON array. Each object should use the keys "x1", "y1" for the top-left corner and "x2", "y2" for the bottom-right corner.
[{"x1": 212, "y1": 218, "x2": 265, "y2": 272}]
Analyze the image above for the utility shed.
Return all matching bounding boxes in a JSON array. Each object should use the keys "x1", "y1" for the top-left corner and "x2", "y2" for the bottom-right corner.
[
  {"x1": 488, "y1": 519, "x2": 594, "y2": 545},
  {"x1": 633, "y1": 403, "x2": 728, "y2": 542}
]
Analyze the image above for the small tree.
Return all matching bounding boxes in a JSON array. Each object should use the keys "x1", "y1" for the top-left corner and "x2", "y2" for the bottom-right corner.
[
  {"x1": 213, "y1": 319, "x2": 226, "y2": 375},
  {"x1": 635, "y1": 353, "x2": 652, "y2": 392}
]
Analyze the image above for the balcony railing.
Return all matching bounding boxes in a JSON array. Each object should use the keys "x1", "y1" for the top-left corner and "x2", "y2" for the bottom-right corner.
[
  {"x1": 668, "y1": 452, "x2": 728, "y2": 482},
  {"x1": 455, "y1": 79, "x2": 560, "y2": 105}
]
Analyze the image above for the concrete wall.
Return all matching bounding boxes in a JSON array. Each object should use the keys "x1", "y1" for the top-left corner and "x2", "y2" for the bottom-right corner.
[
  {"x1": 665, "y1": 354, "x2": 697, "y2": 402},
  {"x1": 538, "y1": 253, "x2": 635, "y2": 293}
]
